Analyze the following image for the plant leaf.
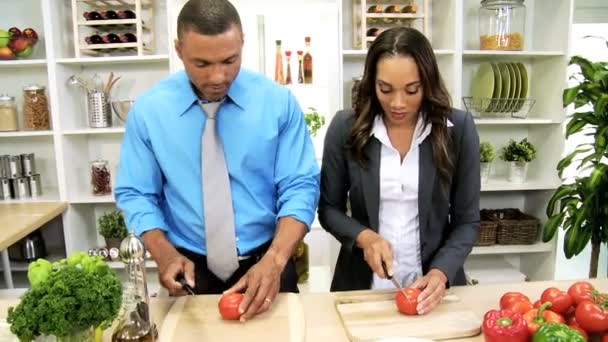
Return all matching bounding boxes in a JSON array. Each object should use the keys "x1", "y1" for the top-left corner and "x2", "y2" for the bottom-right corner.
[
  {"x1": 574, "y1": 222, "x2": 593, "y2": 255},
  {"x1": 543, "y1": 212, "x2": 566, "y2": 242},
  {"x1": 570, "y1": 56, "x2": 597, "y2": 81},
  {"x1": 563, "y1": 85, "x2": 581, "y2": 107},
  {"x1": 563, "y1": 221, "x2": 581, "y2": 259},
  {"x1": 578, "y1": 152, "x2": 599, "y2": 170},
  {"x1": 566, "y1": 118, "x2": 588, "y2": 138},
  {"x1": 595, "y1": 94, "x2": 608, "y2": 116},
  {"x1": 557, "y1": 147, "x2": 592, "y2": 177},
  {"x1": 546, "y1": 184, "x2": 576, "y2": 217},
  {"x1": 590, "y1": 165, "x2": 607, "y2": 188}
]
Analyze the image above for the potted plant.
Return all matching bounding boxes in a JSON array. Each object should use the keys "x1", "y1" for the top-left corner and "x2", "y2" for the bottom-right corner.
[
  {"x1": 500, "y1": 138, "x2": 537, "y2": 183},
  {"x1": 7, "y1": 252, "x2": 122, "y2": 341},
  {"x1": 542, "y1": 44, "x2": 608, "y2": 278},
  {"x1": 479, "y1": 141, "x2": 496, "y2": 184},
  {"x1": 304, "y1": 107, "x2": 325, "y2": 137},
  {"x1": 98, "y1": 210, "x2": 128, "y2": 249}
]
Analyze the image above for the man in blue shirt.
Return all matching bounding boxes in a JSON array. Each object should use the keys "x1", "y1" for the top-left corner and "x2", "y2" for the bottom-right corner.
[{"x1": 115, "y1": 0, "x2": 319, "y2": 321}]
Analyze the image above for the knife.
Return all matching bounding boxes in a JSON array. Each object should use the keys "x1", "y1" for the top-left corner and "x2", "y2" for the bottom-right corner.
[
  {"x1": 381, "y1": 260, "x2": 413, "y2": 305},
  {"x1": 176, "y1": 273, "x2": 196, "y2": 296}
]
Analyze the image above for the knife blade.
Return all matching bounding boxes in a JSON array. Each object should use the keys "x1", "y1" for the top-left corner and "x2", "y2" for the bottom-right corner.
[
  {"x1": 381, "y1": 260, "x2": 412, "y2": 305},
  {"x1": 176, "y1": 273, "x2": 196, "y2": 296}
]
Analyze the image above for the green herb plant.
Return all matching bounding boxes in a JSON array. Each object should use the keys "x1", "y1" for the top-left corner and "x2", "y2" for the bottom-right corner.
[
  {"x1": 500, "y1": 138, "x2": 537, "y2": 163},
  {"x1": 480, "y1": 141, "x2": 496, "y2": 163},
  {"x1": 7, "y1": 252, "x2": 122, "y2": 341},
  {"x1": 98, "y1": 210, "x2": 128, "y2": 239},
  {"x1": 304, "y1": 107, "x2": 325, "y2": 137}
]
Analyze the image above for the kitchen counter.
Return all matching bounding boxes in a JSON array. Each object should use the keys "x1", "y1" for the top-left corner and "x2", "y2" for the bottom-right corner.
[
  {"x1": 0, "y1": 202, "x2": 67, "y2": 289},
  {"x1": 0, "y1": 278, "x2": 606, "y2": 341}
]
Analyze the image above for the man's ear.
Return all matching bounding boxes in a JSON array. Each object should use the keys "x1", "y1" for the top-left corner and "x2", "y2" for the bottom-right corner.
[{"x1": 174, "y1": 38, "x2": 183, "y2": 60}]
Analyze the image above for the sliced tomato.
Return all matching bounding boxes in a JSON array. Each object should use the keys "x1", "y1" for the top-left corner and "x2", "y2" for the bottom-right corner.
[
  {"x1": 396, "y1": 287, "x2": 421, "y2": 315},
  {"x1": 218, "y1": 293, "x2": 244, "y2": 320}
]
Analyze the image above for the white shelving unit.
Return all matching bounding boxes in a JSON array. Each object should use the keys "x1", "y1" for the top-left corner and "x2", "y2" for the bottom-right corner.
[{"x1": 0, "y1": 0, "x2": 573, "y2": 288}]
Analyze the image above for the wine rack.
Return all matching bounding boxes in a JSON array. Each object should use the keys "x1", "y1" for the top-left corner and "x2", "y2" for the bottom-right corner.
[
  {"x1": 71, "y1": 0, "x2": 155, "y2": 57},
  {"x1": 352, "y1": 0, "x2": 430, "y2": 49}
]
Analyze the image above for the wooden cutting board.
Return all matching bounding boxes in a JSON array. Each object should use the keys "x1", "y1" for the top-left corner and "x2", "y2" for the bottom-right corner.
[
  {"x1": 335, "y1": 291, "x2": 481, "y2": 341},
  {"x1": 158, "y1": 293, "x2": 305, "y2": 341}
]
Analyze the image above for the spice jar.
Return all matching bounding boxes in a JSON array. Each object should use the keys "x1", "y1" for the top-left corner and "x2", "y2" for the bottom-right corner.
[
  {"x1": 479, "y1": 0, "x2": 526, "y2": 51},
  {"x1": 23, "y1": 85, "x2": 51, "y2": 130},
  {"x1": 351, "y1": 76, "x2": 362, "y2": 109},
  {"x1": 91, "y1": 159, "x2": 111, "y2": 196},
  {"x1": 0, "y1": 95, "x2": 18, "y2": 131}
]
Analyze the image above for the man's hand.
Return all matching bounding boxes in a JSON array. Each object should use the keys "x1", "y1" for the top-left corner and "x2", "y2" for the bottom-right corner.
[
  {"x1": 223, "y1": 248, "x2": 285, "y2": 322},
  {"x1": 356, "y1": 229, "x2": 394, "y2": 278},
  {"x1": 411, "y1": 268, "x2": 447, "y2": 314},
  {"x1": 142, "y1": 229, "x2": 195, "y2": 296}
]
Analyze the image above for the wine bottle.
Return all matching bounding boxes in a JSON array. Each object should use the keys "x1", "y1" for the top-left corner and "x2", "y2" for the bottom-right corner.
[
  {"x1": 303, "y1": 37, "x2": 313, "y2": 84},
  {"x1": 118, "y1": 10, "x2": 136, "y2": 19},
  {"x1": 87, "y1": 34, "x2": 103, "y2": 44},
  {"x1": 83, "y1": 11, "x2": 102, "y2": 20},
  {"x1": 102, "y1": 10, "x2": 119, "y2": 20},
  {"x1": 120, "y1": 33, "x2": 137, "y2": 43},
  {"x1": 102, "y1": 33, "x2": 120, "y2": 44}
]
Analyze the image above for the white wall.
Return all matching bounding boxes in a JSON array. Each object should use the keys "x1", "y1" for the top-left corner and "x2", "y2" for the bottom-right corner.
[{"x1": 574, "y1": 0, "x2": 608, "y2": 23}]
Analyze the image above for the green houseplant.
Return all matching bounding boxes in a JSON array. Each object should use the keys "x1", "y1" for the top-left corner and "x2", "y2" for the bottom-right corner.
[
  {"x1": 304, "y1": 107, "x2": 325, "y2": 137},
  {"x1": 542, "y1": 45, "x2": 608, "y2": 278},
  {"x1": 98, "y1": 210, "x2": 128, "y2": 249},
  {"x1": 500, "y1": 138, "x2": 537, "y2": 183},
  {"x1": 479, "y1": 141, "x2": 496, "y2": 184}
]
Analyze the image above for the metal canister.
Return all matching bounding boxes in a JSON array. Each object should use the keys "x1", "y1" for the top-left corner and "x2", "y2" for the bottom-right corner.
[
  {"x1": 28, "y1": 174, "x2": 42, "y2": 198},
  {"x1": 9, "y1": 155, "x2": 22, "y2": 179},
  {"x1": 0, "y1": 178, "x2": 10, "y2": 200},
  {"x1": 20, "y1": 153, "x2": 36, "y2": 176},
  {"x1": 11, "y1": 177, "x2": 30, "y2": 199},
  {"x1": 0, "y1": 155, "x2": 10, "y2": 179}
]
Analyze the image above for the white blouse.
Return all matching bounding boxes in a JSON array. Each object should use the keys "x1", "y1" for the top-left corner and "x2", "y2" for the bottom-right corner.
[{"x1": 370, "y1": 114, "x2": 453, "y2": 290}]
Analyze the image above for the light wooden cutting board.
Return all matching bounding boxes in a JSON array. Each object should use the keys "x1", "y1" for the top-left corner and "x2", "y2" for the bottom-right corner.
[
  {"x1": 158, "y1": 293, "x2": 305, "y2": 341},
  {"x1": 334, "y1": 291, "x2": 481, "y2": 341}
]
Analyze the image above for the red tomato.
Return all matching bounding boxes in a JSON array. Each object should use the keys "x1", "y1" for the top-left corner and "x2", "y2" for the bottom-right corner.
[
  {"x1": 218, "y1": 293, "x2": 244, "y2": 320},
  {"x1": 500, "y1": 292, "x2": 530, "y2": 310},
  {"x1": 569, "y1": 281, "x2": 596, "y2": 306},
  {"x1": 575, "y1": 300, "x2": 608, "y2": 333},
  {"x1": 541, "y1": 287, "x2": 573, "y2": 315},
  {"x1": 603, "y1": 333, "x2": 608, "y2": 342},
  {"x1": 396, "y1": 288, "x2": 421, "y2": 315},
  {"x1": 504, "y1": 299, "x2": 534, "y2": 315}
]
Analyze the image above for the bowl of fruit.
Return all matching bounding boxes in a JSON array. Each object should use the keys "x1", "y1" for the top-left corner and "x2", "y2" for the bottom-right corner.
[{"x1": 0, "y1": 27, "x2": 40, "y2": 60}]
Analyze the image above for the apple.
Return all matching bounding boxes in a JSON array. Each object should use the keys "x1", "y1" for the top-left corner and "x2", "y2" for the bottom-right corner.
[
  {"x1": 8, "y1": 27, "x2": 21, "y2": 38},
  {"x1": 23, "y1": 28, "x2": 38, "y2": 44},
  {"x1": 0, "y1": 46, "x2": 15, "y2": 60},
  {"x1": 0, "y1": 29, "x2": 9, "y2": 48},
  {"x1": 8, "y1": 37, "x2": 29, "y2": 53},
  {"x1": 16, "y1": 45, "x2": 33, "y2": 58}
]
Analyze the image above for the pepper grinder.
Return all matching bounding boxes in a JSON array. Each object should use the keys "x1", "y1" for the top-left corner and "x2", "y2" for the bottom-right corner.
[{"x1": 112, "y1": 232, "x2": 157, "y2": 342}]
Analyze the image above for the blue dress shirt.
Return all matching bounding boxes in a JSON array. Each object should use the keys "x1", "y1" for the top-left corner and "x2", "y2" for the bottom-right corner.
[{"x1": 115, "y1": 68, "x2": 320, "y2": 256}]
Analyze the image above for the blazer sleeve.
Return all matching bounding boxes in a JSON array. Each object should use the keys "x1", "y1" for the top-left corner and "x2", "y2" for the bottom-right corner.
[
  {"x1": 429, "y1": 111, "x2": 480, "y2": 285},
  {"x1": 318, "y1": 111, "x2": 367, "y2": 251}
]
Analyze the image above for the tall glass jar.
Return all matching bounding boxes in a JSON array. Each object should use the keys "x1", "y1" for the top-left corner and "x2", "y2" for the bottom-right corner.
[
  {"x1": 23, "y1": 85, "x2": 51, "y2": 130},
  {"x1": 0, "y1": 95, "x2": 18, "y2": 131},
  {"x1": 479, "y1": 0, "x2": 526, "y2": 51},
  {"x1": 91, "y1": 159, "x2": 112, "y2": 196}
]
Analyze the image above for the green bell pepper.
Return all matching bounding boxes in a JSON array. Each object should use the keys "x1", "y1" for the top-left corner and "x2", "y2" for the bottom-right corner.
[{"x1": 532, "y1": 322, "x2": 586, "y2": 342}]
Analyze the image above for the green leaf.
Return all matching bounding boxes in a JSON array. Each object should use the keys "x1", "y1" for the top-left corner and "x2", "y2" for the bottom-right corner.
[
  {"x1": 578, "y1": 152, "x2": 599, "y2": 170},
  {"x1": 557, "y1": 147, "x2": 592, "y2": 177},
  {"x1": 546, "y1": 184, "x2": 577, "y2": 217},
  {"x1": 593, "y1": 70, "x2": 608, "y2": 84},
  {"x1": 590, "y1": 165, "x2": 607, "y2": 188},
  {"x1": 560, "y1": 196, "x2": 580, "y2": 213},
  {"x1": 563, "y1": 221, "x2": 581, "y2": 259},
  {"x1": 574, "y1": 222, "x2": 593, "y2": 255},
  {"x1": 563, "y1": 85, "x2": 581, "y2": 107},
  {"x1": 574, "y1": 111, "x2": 599, "y2": 125},
  {"x1": 595, "y1": 94, "x2": 608, "y2": 116},
  {"x1": 543, "y1": 212, "x2": 566, "y2": 242},
  {"x1": 566, "y1": 118, "x2": 588, "y2": 138},
  {"x1": 570, "y1": 56, "x2": 597, "y2": 81}
]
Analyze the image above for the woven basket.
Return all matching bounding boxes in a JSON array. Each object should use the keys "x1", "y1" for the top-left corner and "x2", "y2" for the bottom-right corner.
[
  {"x1": 489, "y1": 208, "x2": 540, "y2": 245},
  {"x1": 475, "y1": 209, "x2": 498, "y2": 246}
]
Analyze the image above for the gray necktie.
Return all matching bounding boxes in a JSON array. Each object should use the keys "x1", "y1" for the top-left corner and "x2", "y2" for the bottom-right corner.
[{"x1": 200, "y1": 101, "x2": 239, "y2": 281}]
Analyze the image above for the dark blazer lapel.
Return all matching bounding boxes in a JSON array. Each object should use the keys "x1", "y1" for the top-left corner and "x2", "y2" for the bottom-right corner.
[
  {"x1": 418, "y1": 137, "x2": 436, "y2": 237},
  {"x1": 360, "y1": 138, "x2": 381, "y2": 231}
]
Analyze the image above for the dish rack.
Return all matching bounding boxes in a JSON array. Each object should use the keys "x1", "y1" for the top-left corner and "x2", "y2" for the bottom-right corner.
[
  {"x1": 71, "y1": 0, "x2": 155, "y2": 57},
  {"x1": 352, "y1": 0, "x2": 430, "y2": 49},
  {"x1": 462, "y1": 97, "x2": 536, "y2": 119}
]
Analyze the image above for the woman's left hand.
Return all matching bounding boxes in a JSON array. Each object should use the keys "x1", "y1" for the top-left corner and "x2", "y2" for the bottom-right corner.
[{"x1": 410, "y1": 269, "x2": 447, "y2": 315}]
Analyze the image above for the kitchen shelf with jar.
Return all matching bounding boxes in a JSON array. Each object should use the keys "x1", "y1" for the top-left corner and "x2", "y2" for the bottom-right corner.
[
  {"x1": 474, "y1": 118, "x2": 560, "y2": 126},
  {"x1": 470, "y1": 242, "x2": 553, "y2": 256},
  {"x1": 0, "y1": 131, "x2": 55, "y2": 138},
  {"x1": 342, "y1": 48, "x2": 454, "y2": 57},
  {"x1": 0, "y1": 60, "x2": 48, "y2": 67},
  {"x1": 463, "y1": 50, "x2": 566, "y2": 57},
  {"x1": 56, "y1": 54, "x2": 169, "y2": 65},
  {"x1": 62, "y1": 127, "x2": 125, "y2": 135}
]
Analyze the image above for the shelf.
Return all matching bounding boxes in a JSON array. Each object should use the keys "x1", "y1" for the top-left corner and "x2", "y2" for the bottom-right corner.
[
  {"x1": 463, "y1": 50, "x2": 565, "y2": 57},
  {"x1": 471, "y1": 242, "x2": 553, "y2": 255},
  {"x1": 0, "y1": 59, "x2": 47, "y2": 67},
  {"x1": 365, "y1": 13, "x2": 424, "y2": 19},
  {"x1": 1, "y1": 188, "x2": 60, "y2": 203},
  {"x1": 78, "y1": 19, "x2": 137, "y2": 26},
  {"x1": 474, "y1": 118, "x2": 560, "y2": 125},
  {"x1": 77, "y1": 0, "x2": 152, "y2": 6},
  {"x1": 79, "y1": 42, "x2": 139, "y2": 50},
  {"x1": 1, "y1": 254, "x2": 65, "y2": 272},
  {"x1": 63, "y1": 127, "x2": 125, "y2": 135},
  {"x1": 108, "y1": 260, "x2": 156, "y2": 269},
  {"x1": 70, "y1": 193, "x2": 115, "y2": 204},
  {"x1": 481, "y1": 179, "x2": 560, "y2": 192},
  {"x1": 342, "y1": 49, "x2": 454, "y2": 57},
  {"x1": 57, "y1": 54, "x2": 168, "y2": 65},
  {"x1": 0, "y1": 130, "x2": 54, "y2": 138}
]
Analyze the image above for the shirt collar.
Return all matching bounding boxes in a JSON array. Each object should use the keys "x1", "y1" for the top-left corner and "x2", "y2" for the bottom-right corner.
[
  {"x1": 175, "y1": 69, "x2": 247, "y2": 116},
  {"x1": 371, "y1": 114, "x2": 453, "y2": 146}
]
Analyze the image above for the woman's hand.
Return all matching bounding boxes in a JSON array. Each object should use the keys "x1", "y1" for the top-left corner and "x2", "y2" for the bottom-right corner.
[
  {"x1": 355, "y1": 229, "x2": 394, "y2": 278},
  {"x1": 411, "y1": 268, "x2": 447, "y2": 314}
]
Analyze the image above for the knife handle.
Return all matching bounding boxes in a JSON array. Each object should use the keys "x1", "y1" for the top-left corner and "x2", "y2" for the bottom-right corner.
[
  {"x1": 381, "y1": 260, "x2": 392, "y2": 279},
  {"x1": 176, "y1": 273, "x2": 196, "y2": 295}
]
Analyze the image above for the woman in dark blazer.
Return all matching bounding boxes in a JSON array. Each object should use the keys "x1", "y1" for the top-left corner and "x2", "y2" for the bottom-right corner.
[{"x1": 319, "y1": 27, "x2": 480, "y2": 314}]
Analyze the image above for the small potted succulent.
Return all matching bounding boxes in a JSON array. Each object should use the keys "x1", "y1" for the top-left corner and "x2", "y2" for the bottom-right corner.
[
  {"x1": 500, "y1": 138, "x2": 537, "y2": 183},
  {"x1": 98, "y1": 210, "x2": 128, "y2": 249},
  {"x1": 479, "y1": 141, "x2": 496, "y2": 184}
]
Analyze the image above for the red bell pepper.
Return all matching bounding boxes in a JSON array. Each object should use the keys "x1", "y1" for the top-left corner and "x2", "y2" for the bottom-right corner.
[
  {"x1": 523, "y1": 301, "x2": 565, "y2": 335},
  {"x1": 482, "y1": 309, "x2": 529, "y2": 342}
]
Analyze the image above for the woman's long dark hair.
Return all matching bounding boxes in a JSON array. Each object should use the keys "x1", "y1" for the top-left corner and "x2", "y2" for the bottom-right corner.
[{"x1": 350, "y1": 27, "x2": 454, "y2": 193}]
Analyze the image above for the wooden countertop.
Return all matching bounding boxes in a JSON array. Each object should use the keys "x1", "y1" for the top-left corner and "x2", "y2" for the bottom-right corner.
[
  {"x1": 0, "y1": 278, "x2": 606, "y2": 341},
  {"x1": 0, "y1": 202, "x2": 67, "y2": 251}
]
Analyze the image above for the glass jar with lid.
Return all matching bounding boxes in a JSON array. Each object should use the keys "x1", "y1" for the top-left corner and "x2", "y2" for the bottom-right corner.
[
  {"x1": 0, "y1": 95, "x2": 18, "y2": 131},
  {"x1": 23, "y1": 85, "x2": 51, "y2": 130},
  {"x1": 479, "y1": 0, "x2": 526, "y2": 51},
  {"x1": 91, "y1": 159, "x2": 112, "y2": 196}
]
